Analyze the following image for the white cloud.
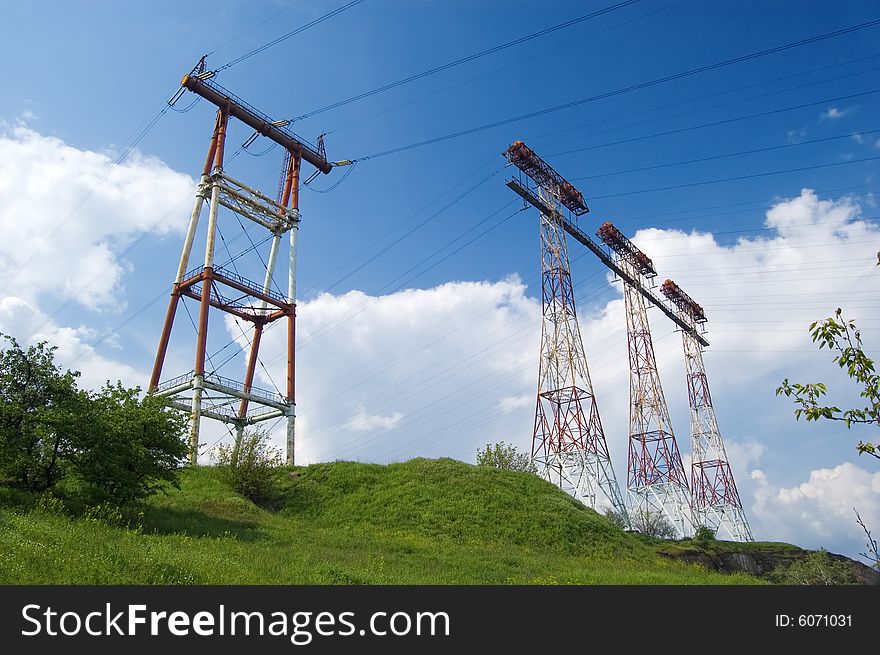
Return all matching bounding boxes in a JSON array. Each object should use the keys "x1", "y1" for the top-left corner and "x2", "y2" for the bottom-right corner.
[
  {"x1": 820, "y1": 106, "x2": 855, "y2": 121},
  {"x1": 344, "y1": 406, "x2": 403, "y2": 432},
  {"x1": 786, "y1": 128, "x2": 807, "y2": 144},
  {"x1": 495, "y1": 393, "x2": 532, "y2": 414},
  {"x1": 751, "y1": 462, "x2": 880, "y2": 556},
  {"x1": 0, "y1": 294, "x2": 140, "y2": 390},
  {"x1": 231, "y1": 276, "x2": 539, "y2": 465},
  {"x1": 0, "y1": 124, "x2": 193, "y2": 309}
]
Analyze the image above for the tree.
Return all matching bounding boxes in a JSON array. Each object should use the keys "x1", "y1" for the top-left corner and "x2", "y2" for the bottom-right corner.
[
  {"x1": 776, "y1": 309, "x2": 879, "y2": 460},
  {"x1": 629, "y1": 509, "x2": 678, "y2": 539},
  {"x1": 0, "y1": 335, "x2": 84, "y2": 491},
  {"x1": 0, "y1": 334, "x2": 188, "y2": 504},
  {"x1": 215, "y1": 428, "x2": 283, "y2": 507},
  {"x1": 476, "y1": 441, "x2": 536, "y2": 474}
]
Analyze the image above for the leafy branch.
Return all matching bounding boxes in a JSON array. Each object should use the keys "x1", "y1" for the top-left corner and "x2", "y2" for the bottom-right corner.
[{"x1": 776, "y1": 309, "x2": 880, "y2": 460}]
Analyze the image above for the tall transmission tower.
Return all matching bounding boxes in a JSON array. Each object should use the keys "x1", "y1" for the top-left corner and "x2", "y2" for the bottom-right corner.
[
  {"x1": 148, "y1": 72, "x2": 333, "y2": 465},
  {"x1": 596, "y1": 222, "x2": 693, "y2": 537},
  {"x1": 660, "y1": 280, "x2": 753, "y2": 541},
  {"x1": 503, "y1": 142, "x2": 627, "y2": 518}
]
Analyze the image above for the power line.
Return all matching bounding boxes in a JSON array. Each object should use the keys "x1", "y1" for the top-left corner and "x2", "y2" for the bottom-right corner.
[
  {"x1": 325, "y1": 0, "x2": 686, "y2": 136},
  {"x1": 204, "y1": 0, "x2": 305, "y2": 57},
  {"x1": 589, "y1": 154, "x2": 880, "y2": 200},
  {"x1": 353, "y1": 18, "x2": 880, "y2": 161},
  {"x1": 293, "y1": 0, "x2": 641, "y2": 120},
  {"x1": 214, "y1": 0, "x2": 368, "y2": 72},
  {"x1": 570, "y1": 129, "x2": 880, "y2": 181},
  {"x1": 553, "y1": 88, "x2": 880, "y2": 161},
  {"x1": 525, "y1": 52, "x2": 880, "y2": 145}
]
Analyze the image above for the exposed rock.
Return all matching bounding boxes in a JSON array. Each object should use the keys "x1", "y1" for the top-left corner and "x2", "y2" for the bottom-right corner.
[{"x1": 659, "y1": 544, "x2": 880, "y2": 585}]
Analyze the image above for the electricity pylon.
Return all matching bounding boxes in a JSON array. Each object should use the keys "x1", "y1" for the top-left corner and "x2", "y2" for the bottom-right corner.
[{"x1": 661, "y1": 279, "x2": 753, "y2": 541}]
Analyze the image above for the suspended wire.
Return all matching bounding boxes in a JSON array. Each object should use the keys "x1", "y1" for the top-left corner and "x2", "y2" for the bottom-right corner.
[
  {"x1": 214, "y1": 0, "x2": 368, "y2": 72},
  {"x1": 293, "y1": 0, "x2": 642, "y2": 121},
  {"x1": 321, "y1": 167, "x2": 502, "y2": 293},
  {"x1": 352, "y1": 18, "x2": 880, "y2": 161},
  {"x1": 304, "y1": 160, "x2": 358, "y2": 193},
  {"x1": 167, "y1": 97, "x2": 200, "y2": 114},
  {"x1": 534, "y1": 62, "x2": 880, "y2": 154},
  {"x1": 326, "y1": 0, "x2": 686, "y2": 136},
  {"x1": 203, "y1": 0, "x2": 305, "y2": 58},
  {"x1": 242, "y1": 140, "x2": 278, "y2": 157},
  {"x1": 590, "y1": 154, "x2": 880, "y2": 200},
  {"x1": 551, "y1": 88, "x2": 880, "y2": 160},
  {"x1": 571, "y1": 127, "x2": 880, "y2": 181},
  {"x1": 526, "y1": 52, "x2": 880, "y2": 146},
  {"x1": 309, "y1": 153, "x2": 502, "y2": 290}
]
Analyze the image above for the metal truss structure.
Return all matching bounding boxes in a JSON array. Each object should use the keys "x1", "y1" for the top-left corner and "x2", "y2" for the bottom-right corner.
[
  {"x1": 503, "y1": 143, "x2": 627, "y2": 519},
  {"x1": 597, "y1": 222, "x2": 693, "y2": 538},
  {"x1": 149, "y1": 72, "x2": 332, "y2": 465},
  {"x1": 661, "y1": 280, "x2": 753, "y2": 541}
]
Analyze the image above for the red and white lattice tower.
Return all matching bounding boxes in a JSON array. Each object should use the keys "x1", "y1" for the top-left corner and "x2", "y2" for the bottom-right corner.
[
  {"x1": 597, "y1": 222, "x2": 693, "y2": 537},
  {"x1": 660, "y1": 280, "x2": 753, "y2": 541},
  {"x1": 148, "y1": 72, "x2": 333, "y2": 465},
  {"x1": 504, "y1": 142, "x2": 628, "y2": 518}
]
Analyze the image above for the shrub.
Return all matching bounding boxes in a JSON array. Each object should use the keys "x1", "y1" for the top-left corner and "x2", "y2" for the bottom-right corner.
[
  {"x1": 476, "y1": 441, "x2": 536, "y2": 474},
  {"x1": 0, "y1": 335, "x2": 187, "y2": 505},
  {"x1": 771, "y1": 549, "x2": 854, "y2": 585},
  {"x1": 694, "y1": 525, "x2": 717, "y2": 542},
  {"x1": 215, "y1": 429, "x2": 283, "y2": 507}
]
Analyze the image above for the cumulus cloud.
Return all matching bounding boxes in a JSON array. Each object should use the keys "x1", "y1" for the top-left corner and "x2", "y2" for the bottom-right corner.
[
  {"x1": 0, "y1": 123, "x2": 198, "y2": 391},
  {"x1": 0, "y1": 123, "x2": 193, "y2": 309},
  {"x1": 344, "y1": 406, "x2": 404, "y2": 432},
  {"x1": 751, "y1": 462, "x2": 880, "y2": 556},
  {"x1": 228, "y1": 276, "x2": 539, "y2": 465},
  {"x1": 0, "y1": 294, "x2": 140, "y2": 390}
]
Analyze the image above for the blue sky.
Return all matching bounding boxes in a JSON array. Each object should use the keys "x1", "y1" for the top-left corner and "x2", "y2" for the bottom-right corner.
[{"x1": 1, "y1": 0, "x2": 880, "y2": 558}]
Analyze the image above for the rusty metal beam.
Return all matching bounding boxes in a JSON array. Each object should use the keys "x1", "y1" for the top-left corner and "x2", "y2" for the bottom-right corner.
[{"x1": 181, "y1": 74, "x2": 332, "y2": 174}]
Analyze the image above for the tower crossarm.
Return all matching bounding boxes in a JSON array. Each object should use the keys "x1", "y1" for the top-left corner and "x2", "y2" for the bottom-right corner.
[
  {"x1": 503, "y1": 141, "x2": 589, "y2": 215},
  {"x1": 660, "y1": 279, "x2": 707, "y2": 324},
  {"x1": 180, "y1": 73, "x2": 333, "y2": 174},
  {"x1": 596, "y1": 221, "x2": 657, "y2": 278},
  {"x1": 506, "y1": 178, "x2": 708, "y2": 347}
]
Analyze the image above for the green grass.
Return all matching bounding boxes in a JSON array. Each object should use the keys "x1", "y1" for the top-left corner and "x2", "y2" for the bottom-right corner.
[{"x1": 0, "y1": 458, "x2": 766, "y2": 584}]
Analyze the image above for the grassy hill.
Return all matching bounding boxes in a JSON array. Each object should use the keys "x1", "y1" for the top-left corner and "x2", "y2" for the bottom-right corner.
[{"x1": 0, "y1": 458, "x2": 775, "y2": 584}]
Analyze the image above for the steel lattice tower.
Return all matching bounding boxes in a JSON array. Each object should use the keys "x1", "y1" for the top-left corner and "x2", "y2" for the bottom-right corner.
[
  {"x1": 597, "y1": 222, "x2": 693, "y2": 537},
  {"x1": 504, "y1": 142, "x2": 627, "y2": 518},
  {"x1": 661, "y1": 280, "x2": 753, "y2": 541},
  {"x1": 148, "y1": 72, "x2": 333, "y2": 465}
]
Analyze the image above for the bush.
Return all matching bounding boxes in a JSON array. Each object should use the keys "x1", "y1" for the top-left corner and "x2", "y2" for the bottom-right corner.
[
  {"x1": 215, "y1": 429, "x2": 283, "y2": 507},
  {"x1": 65, "y1": 384, "x2": 188, "y2": 505},
  {"x1": 771, "y1": 549, "x2": 854, "y2": 585},
  {"x1": 476, "y1": 441, "x2": 536, "y2": 474},
  {"x1": 694, "y1": 525, "x2": 717, "y2": 542},
  {"x1": 0, "y1": 335, "x2": 188, "y2": 505}
]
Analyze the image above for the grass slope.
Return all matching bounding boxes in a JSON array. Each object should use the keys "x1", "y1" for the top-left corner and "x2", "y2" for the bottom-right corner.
[{"x1": 0, "y1": 458, "x2": 764, "y2": 584}]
